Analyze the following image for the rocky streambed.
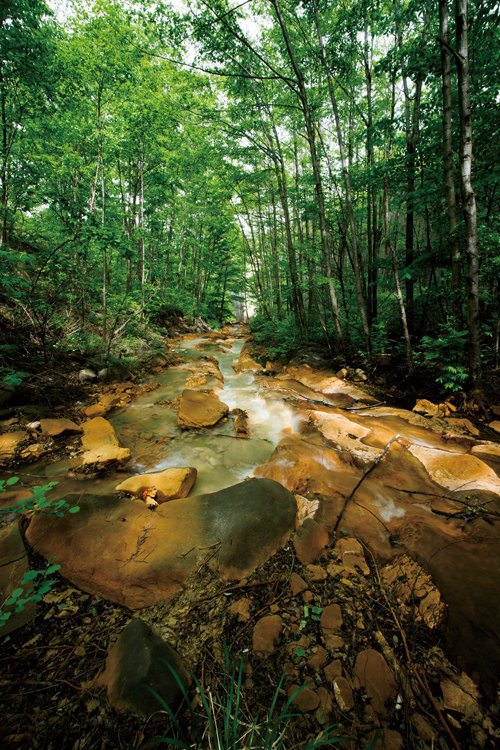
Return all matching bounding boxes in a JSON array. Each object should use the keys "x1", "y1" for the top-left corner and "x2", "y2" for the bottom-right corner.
[{"x1": 1, "y1": 329, "x2": 500, "y2": 749}]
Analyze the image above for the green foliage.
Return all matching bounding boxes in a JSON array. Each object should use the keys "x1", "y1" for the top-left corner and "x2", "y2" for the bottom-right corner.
[
  {"x1": 0, "y1": 477, "x2": 78, "y2": 627},
  {"x1": 0, "y1": 368, "x2": 29, "y2": 387},
  {"x1": 418, "y1": 325, "x2": 469, "y2": 393},
  {"x1": 144, "y1": 646, "x2": 356, "y2": 750},
  {"x1": 250, "y1": 314, "x2": 302, "y2": 360}
]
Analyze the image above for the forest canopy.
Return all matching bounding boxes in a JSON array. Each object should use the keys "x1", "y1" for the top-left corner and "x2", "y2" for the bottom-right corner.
[{"x1": 1, "y1": 0, "x2": 499, "y2": 393}]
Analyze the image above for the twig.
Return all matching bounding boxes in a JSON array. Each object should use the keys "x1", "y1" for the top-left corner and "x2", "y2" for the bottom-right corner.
[{"x1": 331, "y1": 434, "x2": 401, "y2": 540}]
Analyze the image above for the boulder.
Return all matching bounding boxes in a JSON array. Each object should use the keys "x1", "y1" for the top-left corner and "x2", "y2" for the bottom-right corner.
[
  {"x1": 39, "y1": 418, "x2": 82, "y2": 438},
  {"x1": 409, "y1": 444, "x2": 500, "y2": 495},
  {"x1": 79, "y1": 368, "x2": 97, "y2": 384},
  {"x1": 76, "y1": 417, "x2": 131, "y2": 471},
  {"x1": 232, "y1": 342, "x2": 263, "y2": 373},
  {"x1": 293, "y1": 518, "x2": 328, "y2": 564},
  {"x1": 353, "y1": 649, "x2": 398, "y2": 714},
  {"x1": 0, "y1": 431, "x2": 27, "y2": 462},
  {"x1": 0, "y1": 521, "x2": 38, "y2": 635},
  {"x1": 98, "y1": 363, "x2": 133, "y2": 382},
  {"x1": 310, "y1": 412, "x2": 381, "y2": 460},
  {"x1": 178, "y1": 389, "x2": 229, "y2": 430},
  {"x1": 25, "y1": 478, "x2": 297, "y2": 609},
  {"x1": 95, "y1": 618, "x2": 190, "y2": 717},
  {"x1": 489, "y1": 420, "x2": 500, "y2": 434},
  {"x1": 114, "y1": 467, "x2": 197, "y2": 503}
]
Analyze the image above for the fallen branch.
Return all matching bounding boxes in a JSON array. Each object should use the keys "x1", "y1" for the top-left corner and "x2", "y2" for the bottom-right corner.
[{"x1": 331, "y1": 434, "x2": 401, "y2": 540}]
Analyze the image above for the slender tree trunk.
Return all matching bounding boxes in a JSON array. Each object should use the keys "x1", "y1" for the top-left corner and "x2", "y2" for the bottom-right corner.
[
  {"x1": 270, "y1": 0, "x2": 345, "y2": 352},
  {"x1": 455, "y1": 0, "x2": 482, "y2": 390},
  {"x1": 439, "y1": 0, "x2": 462, "y2": 330},
  {"x1": 312, "y1": 0, "x2": 370, "y2": 354}
]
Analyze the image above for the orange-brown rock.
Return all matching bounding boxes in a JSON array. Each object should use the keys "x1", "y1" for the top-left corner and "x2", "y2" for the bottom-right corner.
[
  {"x1": 232, "y1": 342, "x2": 263, "y2": 373},
  {"x1": 253, "y1": 615, "x2": 282, "y2": 656},
  {"x1": 177, "y1": 389, "x2": 229, "y2": 430},
  {"x1": 113, "y1": 467, "x2": 197, "y2": 503},
  {"x1": 441, "y1": 673, "x2": 481, "y2": 721},
  {"x1": 287, "y1": 683, "x2": 320, "y2": 712},
  {"x1": 304, "y1": 564, "x2": 327, "y2": 581},
  {"x1": 293, "y1": 518, "x2": 328, "y2": 564},
  {"x1": 334, "y1": 537, "x2": 369, "y2": 575},
  {"x1": 323, "y1": 659, "x2": 343, "y2": 682},
  {"x1": 307, "y1": 646, "x2": 327, "y2": 672},
  {"x1": 39, "y1": 418, "x2": 83, "y2": 437},
  {"x1": 290, "y1": 572, "x2": 308, "y2": 596},
  {"x1": 77, "y1": 417, "x2": 131, "y2": 470},
  {"x1": 25, "y1": 478, "x2": 296, "y2": 609},
  {"x1": 489, "y1": 420, "x2": 500, "y2": 434},
  {"x1": 368, "y1": 729, "x2": 404, "y2": 750},
  {"x1": 276, "y1": 365, "x2": 374, "y2": 403},
  {"x1": 409, "y1": 445, "x2": 500, "y2": 495},
  {"x1": 228, "y1": 597, "x2": 252, "y2": 622},
  {"x1": 354, "y1": 649, "x2": 398, "y2": 714},
  {"x1": 0, "y1": 521, "x2": 38, "y2": 635},
  {"x1": 0, "y1": 431, "x2": 27, "y2": 462},
  {"x1": 413, "y1": 399, "x2": 439, "y2": 417},
  {"x1": 320, "y1": 603, "x2": 343, "y2": 635},
  {"x1": 443, "y1": 417, "x2": 479, "y2": 436},
  {"x1": 311, "y1": 412, "x2": 381, "y2": 459},
  {"x1": 234, "y1": 411, "x2": 250, "y2": 438},
  {"x1": 83, "y1": 404, "x2": 107, "y2": 419}
]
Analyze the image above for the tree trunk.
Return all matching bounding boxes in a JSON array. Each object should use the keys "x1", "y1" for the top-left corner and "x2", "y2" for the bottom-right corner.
[
  {"x1": 312, "y1": 0, "x2": 370, "y2": 355},
  {"x1": 270, "y1": 0, "x2": 345, "y2": 352},
  {"x1": 455, "y1": 0, "x2": 482, "y2": 390},
  {"x1": 439, "y1": 0, "x2": 462, "y2": 330}
]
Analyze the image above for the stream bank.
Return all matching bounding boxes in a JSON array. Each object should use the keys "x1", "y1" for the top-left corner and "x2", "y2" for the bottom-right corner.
[{"x1": 1, "y1": 328, "x2": 500, "y2": 749}]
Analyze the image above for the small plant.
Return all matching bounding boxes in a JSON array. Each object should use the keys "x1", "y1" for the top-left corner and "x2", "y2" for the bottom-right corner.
[
  {"x1": 142, "y1": 646, "x2": 376, "y2": 749},
  {"x1": 0, "y1": 477, "x2": 79, "y2": 626}
]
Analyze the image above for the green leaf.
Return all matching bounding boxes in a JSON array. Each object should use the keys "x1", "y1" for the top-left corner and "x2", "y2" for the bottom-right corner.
[
  {"x1": 69, "y1": 506, "x2": 81, "y2": 513},
  {"x1": 295, "y1": 648, "x2": 306, "y2": 657},
  {"x1": 45, "y1": 565, "x2": 61, "y2": 575},
  {"x1": 6, "y1": 477, "x2": 19, "y2": 486}
]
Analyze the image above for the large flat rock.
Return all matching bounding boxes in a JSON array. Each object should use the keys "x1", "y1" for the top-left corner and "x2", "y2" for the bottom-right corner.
[
  {"x1": 177, "y1": 389, "x2": 229, "y2": 430},
  {"x1": 24, "y1": 478, "x2": 297, "y2": 609}
]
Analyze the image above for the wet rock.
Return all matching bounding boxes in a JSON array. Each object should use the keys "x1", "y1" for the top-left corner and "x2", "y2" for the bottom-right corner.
[
  {"x1": 95, "y1": 618, "x2": 190, "y2": 717},
  {"x1": 228, "y1": 597, "x2": 252, "y2": 622},
  {"x1": 276, "y1": 365, "x2": 375, "y2": 403},
  {"x1": 0, "y1": 431, "x2": 27, "y2": 462},
  {"x1": 114, "y1": 467, "x2": 197, "y2": 504},
  {"x1": 0, "y1": 521, "x2": 38, "y2": 635},
  {"x1": 177, "y1": 389, "x2": 229, "y2": 430},
  {"x1": 353, "y1": 649, "x2": 398, "y2": 714},
  {"x1": 334, "y1": 537, "x2": 370, "y2": 575},
  {"x1": 444, "y1": 417, "x2": 479, "y2": 436},
  {"x1": 232, "y1": 342, "x2": 263, "y2": 373},
  {"x1": 332, "y1": 676, "x2": 354, "y2": 711},
  {"x1": 413, "y1": 399, "x2": 439, "y2": 417},
  {"x1": 336, "y1": 368, "x2": 348, "y2": 379},
  {"x1": 471, "y1": 441, "x2": 500, "y2": 458},
  {"x1": 311, "y1": 412, "x2": 382, "y2": 460},
  {"x1": 253, "y1": 614, "x2": 282, "y2": 656},
  {"x1": 39, "y1": 418, "x2": 82, "y2": 438},
  {"x1": 489, "y1": 420, "x2": 500, "y2": 434},
  {"x1": 83, "y1": 404, "x2": 107, "y2": 419},
  {"x1": 409, "y1": 445, "x2": 500, "y2": 495},
  {"x1": 77, "y1": 417, "x2": 131, "y2": 471},
  {"x1": 290, "y1": 572, "x2": 308, "y2": 596},
  {"x1": 25, "y1": 478, "x2": 296, "y2": 608},
  {"x1": 293, "y1": 518, "x2": 328, "y2": 564},
  {"x1": 234, "y1": 412, "x2": 250, "y2": 438},
  {"x1": 287, "y1": 683, "x2": 320, "y2": 712}
]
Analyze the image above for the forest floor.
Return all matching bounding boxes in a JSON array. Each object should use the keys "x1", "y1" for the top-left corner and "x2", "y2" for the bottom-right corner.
[{"x1": 1, "y1": 317, "x2": 500, "y2": 749}]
